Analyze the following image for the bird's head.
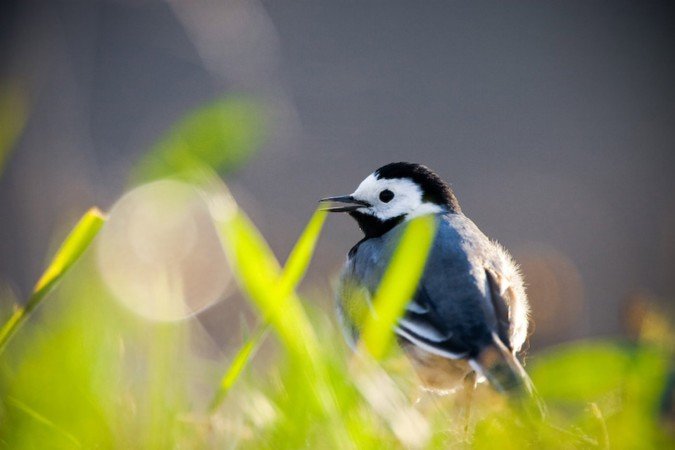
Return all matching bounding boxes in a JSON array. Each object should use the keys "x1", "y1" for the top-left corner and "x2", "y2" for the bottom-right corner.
[{"x1": 320, "y1": 162, "x2": 461, "y2": 238}]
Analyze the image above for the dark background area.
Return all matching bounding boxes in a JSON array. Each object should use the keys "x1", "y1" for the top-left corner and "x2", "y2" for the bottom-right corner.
[{"x1": 1, "y1": 0, "x2": 674, "y2": 349}]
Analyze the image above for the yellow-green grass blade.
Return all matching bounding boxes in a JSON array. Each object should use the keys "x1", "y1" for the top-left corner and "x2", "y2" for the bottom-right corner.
[
  {"x1": 7, "y1": 397, "x2": 83, "y2": 448},
  {"x1": 0, "y1": 207, "x2": 106, "y2": 353},
  {"x1": 277, "y1": 209, "x2": 328, "y2": 297},
  {"x1": 211, "y1": 202, "x2": 357, "y2": 444},
  {"x1": 209, "y1": 324, "x2": 269, "y2": 412},
  {"x1": 212, "y1": 209, "x2": 320, "y2": 362},
  {"x1": 359, "y1": 215, "x2": 437, "y2": 360},
  {"x1": 209, "y1": 209, "x2": 327, "y2": 412}
]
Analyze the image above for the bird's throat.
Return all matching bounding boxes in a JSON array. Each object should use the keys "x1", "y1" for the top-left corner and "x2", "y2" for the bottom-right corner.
[{"x1": 348, "y1": 211, "x2": 405, "y2": 239}]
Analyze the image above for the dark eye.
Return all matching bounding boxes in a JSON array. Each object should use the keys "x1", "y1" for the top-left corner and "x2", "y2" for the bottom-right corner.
[{"x1": 379, "y1": 189, "x2": 394, "y2": 203}]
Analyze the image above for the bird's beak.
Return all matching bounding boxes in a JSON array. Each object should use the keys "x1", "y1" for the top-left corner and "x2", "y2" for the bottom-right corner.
[{"x1": 319, "y1": 195, "x2": 371, "y2": 212}]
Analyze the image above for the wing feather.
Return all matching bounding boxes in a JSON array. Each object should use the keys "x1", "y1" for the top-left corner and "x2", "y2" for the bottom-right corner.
[{"x1": 485, "y1": 268, "x2": 514, "y2": 350}]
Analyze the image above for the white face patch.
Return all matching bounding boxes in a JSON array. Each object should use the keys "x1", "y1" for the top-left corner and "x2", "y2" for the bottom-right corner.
[{"x1": 350, "y1": 173, "x2": 444, "y2": 220}]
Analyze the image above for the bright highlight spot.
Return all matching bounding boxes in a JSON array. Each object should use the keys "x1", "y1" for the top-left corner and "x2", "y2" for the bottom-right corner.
[{"x1": 97, "y1": 180, "x2": 232, "y2": 321}]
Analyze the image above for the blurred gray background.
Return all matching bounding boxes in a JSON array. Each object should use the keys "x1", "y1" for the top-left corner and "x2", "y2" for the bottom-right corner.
[{"x1": 1, "y1": 0, "x2": 674, "y2": 349}]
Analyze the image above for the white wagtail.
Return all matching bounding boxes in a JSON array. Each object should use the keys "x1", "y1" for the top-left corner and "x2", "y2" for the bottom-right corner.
[{"x1": 321, "y1": 162, "x2": 537, "y2": 401}]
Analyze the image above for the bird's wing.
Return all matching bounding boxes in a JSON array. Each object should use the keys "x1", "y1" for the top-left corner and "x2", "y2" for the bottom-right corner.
[
  {"x1": 396, "y1": 265, "x2": 521, "y2": 361},
  {"x1": 484, "y1": 268, "x2": 515, "y2": 351},
  {"x1": 390, "y1": 218, "x2": 489, "y2": 359},
  {"x1": 395, "y1": 266, "x2": 519, "y2": 360},
  {"x1": 395, "y1": 284, "x2": 474, "y2": 359}
]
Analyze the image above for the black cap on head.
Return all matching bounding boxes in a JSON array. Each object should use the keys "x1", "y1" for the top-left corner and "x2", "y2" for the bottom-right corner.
[{"x1": 375, "y1": 162, "x2": 461, "y2": 213}]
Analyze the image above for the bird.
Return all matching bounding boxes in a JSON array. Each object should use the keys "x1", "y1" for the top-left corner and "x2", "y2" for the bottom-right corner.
[{"x1": 320, "y1": 162, "x2": 538, "y2": 404}]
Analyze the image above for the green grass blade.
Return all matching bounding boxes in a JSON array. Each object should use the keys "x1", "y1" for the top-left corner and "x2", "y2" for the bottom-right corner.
[
  {"x1": 212, "y1": 205, "x2": 349, "y2": 425},
  {"x1": 213, "y1": 205, "x2": 357, "y2": 442},
  {"x1": 0, "y1": 207, "x2": 106, "y2": 353},
  {"x1": 209, "y1": 209, "x2": 327, "y2": 412},
  {"x1": 32, "y1": 208, "x2": 106, "y2": 296},
  {"x1": 360, "y1": 215, "x2": 437, "y2": 360},
  {"x1": 278, "y1": 209, "x2": 328, "y2": 296},
  {"x1": 212, "y1": 208, "x2": 319, "y2": 361},
  {"x1": 7, "y1": 397, "x2": 83, "y2": 448},
  {"x1": 209, "y1": 324, "x2": 269, "y2": 412}
]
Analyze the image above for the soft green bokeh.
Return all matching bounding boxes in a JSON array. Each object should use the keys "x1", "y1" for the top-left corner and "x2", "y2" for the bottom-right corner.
[
  {"x1": 0, "y1": 79, "x2": 29, "y2": 177},
  {"x1": 530, "y1": 342, "x2": 672, "y2": 449},
  {"x1": 130, "y1": 96, "x2": 266, "y2": 184}
]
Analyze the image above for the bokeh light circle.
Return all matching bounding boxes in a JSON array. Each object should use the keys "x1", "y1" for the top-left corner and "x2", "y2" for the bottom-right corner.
[{"x1": 97, "y1": 180, "x2": 232, "y2": 321}]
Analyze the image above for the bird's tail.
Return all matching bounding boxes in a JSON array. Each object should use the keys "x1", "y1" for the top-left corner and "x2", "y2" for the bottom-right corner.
[{"x1": 470, "y1": 333, "x2": 547, "y2": 419}]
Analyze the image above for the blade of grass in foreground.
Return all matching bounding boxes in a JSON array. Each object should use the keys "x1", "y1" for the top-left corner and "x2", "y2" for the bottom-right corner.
[
  {"x1": 203, "y1": 171, "x2": 321, "y2": 357},
  {"x1": 359, "y1": 215, "x2": 437, "y2": 360},
  {"x1": 277, "y1": 209, "x2": 327, "y2": 296},
  {"x1": 209, "y1": 324, "x2": 269, "y2": 412},
  {"x1": 209, "y1": 209, "x2": 327, "y2": 411},
  {"x1": 215, "y1": 210, "x2": 320, "y2": 360},
  {"x1": 210, "y1": 195, "x2": 355, "y2": 445},
  {"x1": 7, "y1": 397, "x2": 82, "y2": 448},
  {"x1": 0, "y1": 207, "x2": 106, "y2": 353}
]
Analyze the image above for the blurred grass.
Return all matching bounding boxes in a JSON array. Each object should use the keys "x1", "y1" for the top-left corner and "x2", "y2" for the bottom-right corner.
[
  {"x1": 0, "y1": 182, "x2": 671, "y2": 448},
  {"x1": 0, "y1": 79, "x2": 29, "y2": 176},
  {"x1": 130, "y1": 95, "x2": 266, "y2": 184},
  {"x1": 360, "y1": 215, "x2": 436, "y2": 360},
  {"x1": 209, "y1": 209, "x2": 326, "y2": 412},
  {"x1": 0, "y1": 96, "x2": 673, "y2": 449},
  {"x1": 209, "y1": 324, "x2": 269, "y2": 413},
  {"x1": 0, "y1": 208, "x2": 106, "y2": 354},
  {"x1": 211, "y1": 201, "x2": 322, "y2": 367}
]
